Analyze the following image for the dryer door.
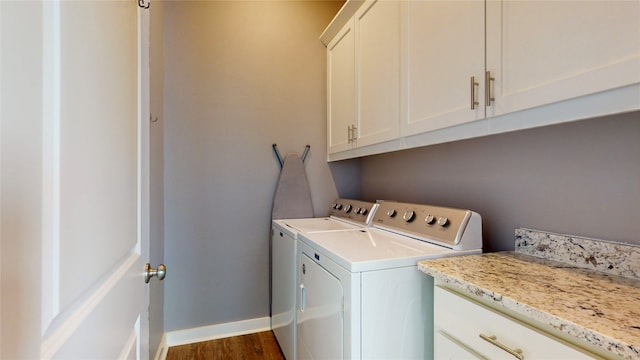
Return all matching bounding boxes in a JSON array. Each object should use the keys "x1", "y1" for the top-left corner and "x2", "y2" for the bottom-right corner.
[{"x1": 297, "y1": 253, "x2": 344, "y2": 360}]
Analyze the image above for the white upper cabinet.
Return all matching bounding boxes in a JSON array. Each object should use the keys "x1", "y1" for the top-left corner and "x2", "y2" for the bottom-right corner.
[
  {"x1": 486, "y1": 0, "x2": 640, "y2": 118},
  {"x1": 354, "y1": 0, "x2": 401, "y2": 148},
  {"x1": 322, "y1": 0, "x2": 640, "y2": 161},
  {"x1": 327, "y1": 19, "x2": 356, "y2": 154},
  {"x1": 401, "y1": 0, "x2": 486, "y2": 137},
  {"x1": 326, "y1": 0, "x2": 401, "y2": 155}
]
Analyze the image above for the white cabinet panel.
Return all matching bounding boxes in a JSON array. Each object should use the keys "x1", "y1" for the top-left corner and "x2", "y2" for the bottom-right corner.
[
  {"x1": 327, "y1": 20, "x2": 356, "y2": 154},
  {"x1": 486, "y1": 0, "x2": 640, "y2": 117},
  {"x1": 402, "y1": 0, "x2": 485, "y2": 137},
  {"x1": 355, "y1": 0, "x2": 400, "y2": 147}
]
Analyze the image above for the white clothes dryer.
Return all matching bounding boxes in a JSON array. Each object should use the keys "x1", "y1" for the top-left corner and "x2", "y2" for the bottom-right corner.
[
  {"x1": 271, "y1": 198, "x2": 379, "y2": 360},
  {"x1": 296, "y1": 201, "x2": 483, "y2": 360}
]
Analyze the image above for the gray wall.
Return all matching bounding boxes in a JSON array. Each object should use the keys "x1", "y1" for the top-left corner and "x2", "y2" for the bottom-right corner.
[
  {"x1": 163, "y1": 1, "x2": 349, "y2": 332},
  {"x1": 160, "y1": 0, "x2": 640, "y2": 335},
  {"x1": 360, "y1": 111, "x2": 640, "y2": 252}
]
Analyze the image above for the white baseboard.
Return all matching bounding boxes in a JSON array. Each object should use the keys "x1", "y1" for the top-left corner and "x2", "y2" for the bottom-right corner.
[{"x1": 164, "y1": 317, "x2": 271, "y2": 348}]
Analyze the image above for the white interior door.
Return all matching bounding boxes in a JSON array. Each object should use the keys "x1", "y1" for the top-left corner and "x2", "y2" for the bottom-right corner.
[{"x1": 38, "y1": 0, "x2": 150, "y2": 358}]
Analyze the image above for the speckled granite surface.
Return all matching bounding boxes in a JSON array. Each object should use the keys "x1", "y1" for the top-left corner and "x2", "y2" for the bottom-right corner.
[
  {"x1": 418, "y1": 229, "x2": 640, "y2": 360},
  {"x1": 516, "y1": 228, "x2": 640, "y2": 279}
]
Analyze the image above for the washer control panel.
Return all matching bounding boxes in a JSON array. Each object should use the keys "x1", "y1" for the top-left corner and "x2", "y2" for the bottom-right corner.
[
  {"x1": 328, "y1": 198, "x2": 379, "y2": 226},
  {"x1": 372, "y1": 201, "x2": 482, "y2": 250}
]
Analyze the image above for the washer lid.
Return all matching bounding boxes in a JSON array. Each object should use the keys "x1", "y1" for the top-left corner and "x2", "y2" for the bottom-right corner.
[
  {"x1": 299, "y1": 228, "x2": 477, "y2": 272},
  {"x1": 274, "y1": 217, "x2": 363, "y2": 238},
  {"x1": 271, "y1": 198, "x2": 380, "y2": 238}
]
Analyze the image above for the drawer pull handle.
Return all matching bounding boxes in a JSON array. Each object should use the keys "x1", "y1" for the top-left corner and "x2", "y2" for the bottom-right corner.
[{"x1": 479, "y1": 334, "x2": 524, "y2": 360}]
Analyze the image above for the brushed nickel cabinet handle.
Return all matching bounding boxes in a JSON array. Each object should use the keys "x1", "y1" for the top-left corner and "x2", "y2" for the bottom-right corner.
[
  {"x1": 479, "y1": 334, "x2": 524, "y2": 360},
  {"x1": 351, "y1": 125, "x2": 357, "y2": 141},
  {"x1": 485, "y1": 71, "x2": 495, "y2": 107},
  {"x1": 348, "y1": 125, "x2": 352, "y2": 143},
  {"x1": 470, "y1": 76, "x2": 479, "y2": 110}
]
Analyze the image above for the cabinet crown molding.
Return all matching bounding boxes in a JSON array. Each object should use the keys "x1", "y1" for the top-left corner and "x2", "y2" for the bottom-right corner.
[{"x1": 320, "y1": 0, "x2": 364, "y2": 46}]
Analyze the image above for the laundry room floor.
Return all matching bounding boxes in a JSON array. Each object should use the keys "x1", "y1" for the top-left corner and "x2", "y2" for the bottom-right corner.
[{"x1": 166, "y1": 331, "x2": 285, "y2": 360}]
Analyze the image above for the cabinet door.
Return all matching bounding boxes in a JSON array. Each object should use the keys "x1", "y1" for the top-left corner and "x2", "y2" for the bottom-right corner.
[
  {"x1": 401, "y1": 0, "x2": 485, "y2": 137},
  {"x1": 354, "y1": 0, "x2": 400, "y2": 147},
  {"x1": 327, "y1": 19, "x2": 356, "y2": 154},
  {"x1": 486, "y1": 0, "x2": 640, "y2": 117}
]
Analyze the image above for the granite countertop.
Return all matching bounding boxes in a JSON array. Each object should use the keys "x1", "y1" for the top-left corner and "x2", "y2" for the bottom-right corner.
[{"x1": 418, "y1": 229, "x2": 640, "y2": 360}]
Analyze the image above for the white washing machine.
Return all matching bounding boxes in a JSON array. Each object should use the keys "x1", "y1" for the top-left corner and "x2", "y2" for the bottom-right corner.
[
  {"x1": 296, "y1": 201, "x2": 483, "y2": 360},
  {"x1": 271, "y1": 198, "x2": 379, "y2": 360}
]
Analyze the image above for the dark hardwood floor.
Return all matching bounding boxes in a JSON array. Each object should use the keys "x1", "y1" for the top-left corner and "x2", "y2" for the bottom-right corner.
[{"x1": 166, "y1": 331, "x2": 285, "y2": 360}]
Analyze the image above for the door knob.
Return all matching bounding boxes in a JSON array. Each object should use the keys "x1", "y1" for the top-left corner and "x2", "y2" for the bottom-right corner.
[{"x1": 144, "y1": 263, "x2": 166, "y2": 283}]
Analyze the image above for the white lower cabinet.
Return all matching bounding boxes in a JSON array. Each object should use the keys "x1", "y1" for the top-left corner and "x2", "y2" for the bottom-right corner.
[{"x1": 434, "y1": 286, "x2": 601, "y2": 360}]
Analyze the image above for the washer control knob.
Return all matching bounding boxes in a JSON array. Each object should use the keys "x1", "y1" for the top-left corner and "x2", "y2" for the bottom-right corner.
[
  {"x1": 335, "y1": 203, "x2": 342, "y2": 210},
  {"x1": 437, "y1": 216, "x2": 449, "y2": 227},
  {"x1": 425, "y1": 214, "x2": 435, "y2": 225},
  {"x1": 387, "y1": 209, "x2": 397, "y2": 217},
  {"x1": 344, "y1": 204, "x2": 352, "y2": 213},
  {"x1": 360, "y1": 208, "x2": 368, "y2": 215},
  {"x1": 403, "y1": 210, "x2": 416, "y2": 222},
  {"x1": 354, "y1": 207, "x2": 361, "y2": 214}
]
